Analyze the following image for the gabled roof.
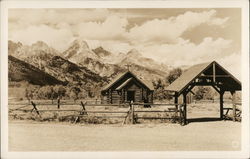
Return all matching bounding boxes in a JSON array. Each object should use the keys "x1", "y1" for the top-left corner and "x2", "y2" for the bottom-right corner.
[
  {"x1": 166, "y1": 62, "x2": 211, "y2": 93},
  {"x1": 166, "y1": 61, "x2": 241, "y2": 94},
  {"x1": 102, "y1": 71, "x2": 154, "y2": 91},
  {"x1": 116, "y1": 77, "x2": 133, "y2": 90}
]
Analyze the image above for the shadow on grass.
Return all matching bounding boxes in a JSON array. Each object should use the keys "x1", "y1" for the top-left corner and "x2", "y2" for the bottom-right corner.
[{"x1": 188, "y1": 117, "x2": 222, "y2": 123}]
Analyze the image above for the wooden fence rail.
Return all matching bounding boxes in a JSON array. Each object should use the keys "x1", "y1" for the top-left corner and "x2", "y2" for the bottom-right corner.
[{"x1": 8, "y1": 100, "x2": 193, "y2": 126}]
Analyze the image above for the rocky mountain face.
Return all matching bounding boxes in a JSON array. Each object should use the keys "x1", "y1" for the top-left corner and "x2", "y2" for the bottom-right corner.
[
  {"x1": 8, "y1": 41, "x2": 106, "y2": 87},
  {"x1": 8, "y1": 39, "x2": 169, "y2": 87},
  {"x1": 8, "y1": 41, "x2": 59, "y2": 71},
  {"x1": 62, "y1": 39, "x2": 168, "y2": 82},
  {"x1": 45, "y1": 56, "x2": 105, "y2": 85}
]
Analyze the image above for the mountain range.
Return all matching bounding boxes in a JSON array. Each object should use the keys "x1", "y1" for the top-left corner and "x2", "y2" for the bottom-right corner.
[{"x1": 8, "y1": 40, "x2": 169, "y2": 89}]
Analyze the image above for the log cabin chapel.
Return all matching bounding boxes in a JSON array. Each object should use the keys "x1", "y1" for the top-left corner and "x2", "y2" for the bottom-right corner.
[{"x1": 101, "y1": 71, "x2": 154, "y2": 104}]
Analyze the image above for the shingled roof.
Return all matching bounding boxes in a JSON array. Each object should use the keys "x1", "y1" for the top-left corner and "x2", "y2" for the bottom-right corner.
[
  {"x1": 166, "y1": 61, "x2": 241, "y2": 94},
  {"x1": 102, "y1": 71, "x2": 154, "y2": 91}
]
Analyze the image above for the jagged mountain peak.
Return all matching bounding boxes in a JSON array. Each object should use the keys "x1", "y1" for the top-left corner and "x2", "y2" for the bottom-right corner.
[
  {"x1": 9, "y1": 40, "x2": 59, "y2": 60},
  {"x1": 63, "y1": 39, "x2": 98, "y2": 63},
  {"x1": 71, "y1": 39, "x2": 90, "y2": 49},
  {"x1": 92, "y1": 46, "x2": 112, "y2": 57},
  {"x1": 31, "y1": 41, "x2": 49, "y2": 48},
  {"x1": 127, "y1": 49, "x2": 142, "y2": 57},
  {"x1": 30, "y1": 41, "x2": 59, "y2": 55},
  {"x1": 93, "y1": 46, "x2": 105, "y2": 51},
  {"x1": 9, "y1": 40, "x2": 22, "y2": 47},
  {"x1": 8, "y1": 40, "x2": 23, "y2": 55}
]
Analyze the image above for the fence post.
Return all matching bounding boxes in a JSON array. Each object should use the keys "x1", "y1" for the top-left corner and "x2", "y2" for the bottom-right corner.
[
  {"x1": 31, "y1": 101, "x2": 40, "y2": 115},
  {"x1": 57, "y1": 98, "x2": 60, "y2": 109},
  {"x1": 122, "y1": 103, "x2": 131, "y2": 125},
  {"x1": 131, "y1": 101, "x2": 134, "y2": 124},
  {"x1": 80, "y1": 101, "x2": 87, "y2": 115}
]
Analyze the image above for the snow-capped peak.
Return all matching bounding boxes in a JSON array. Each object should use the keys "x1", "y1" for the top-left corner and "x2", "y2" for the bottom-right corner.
[
  {"x1": 63, "y1": 39, "x2": 99, "y2": 63},
  {"x1": 127, "y1": 49, "x2": 142, "y2": 57},
  {"x1": 70, "y1": 39, "x2": 90, "y2": 50}
]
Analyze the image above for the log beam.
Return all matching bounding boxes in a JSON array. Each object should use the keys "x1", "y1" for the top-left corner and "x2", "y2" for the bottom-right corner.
[
  {"x1": 211, "y1": 84, "x2": 220, "y2": 93},
  {"x1": 230, "y1": 90, "x2": 236, "y2": 121},
  {"x1": 213, "y1": 62, "x2": 216, "y2": 82},
  {"x1": 220, "y1": 90, "x2": 225, "y2": 119},
  {"x1": 174, "y1": 92, "x2": 178, "y2": 110},
  {"x1": 183, "y1": 93, "x2": 187, "y2": 125}
]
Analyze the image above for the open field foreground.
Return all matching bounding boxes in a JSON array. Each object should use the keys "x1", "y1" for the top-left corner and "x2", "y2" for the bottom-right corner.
[{"x1": 9, "y1": 120, "x2": 241, "y2": 151}]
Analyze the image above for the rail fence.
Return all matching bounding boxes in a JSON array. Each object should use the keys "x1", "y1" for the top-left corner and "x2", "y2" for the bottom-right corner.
[
  {"x1": 223, "y1": 102, "x2": 242, "y2": 122},
  {"x1": 9, "y1": 100, "x2": 241, "y2": 125},
  {"x1": 9, "y1": 100, "x2": 187, "y2": 125}
]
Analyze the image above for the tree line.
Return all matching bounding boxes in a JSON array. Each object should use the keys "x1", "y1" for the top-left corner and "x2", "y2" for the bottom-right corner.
[
  {"x1": 20, "y1": 68, "x2": 215, "y2": 102},
  {"x1": 25, "y1": 82, "x2": 102, "y2": 103}
]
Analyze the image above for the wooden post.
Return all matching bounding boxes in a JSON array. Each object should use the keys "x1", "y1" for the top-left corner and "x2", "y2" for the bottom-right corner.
[
  {"x1": 31, "y1": 101, "x2": 40, "y2": 115},
  {"x1": 151, "y1": 91, "x2": 153, "y2": 103},
  {"x1": 230, "y1": 91, "x2": 236, "y2": 121},
  {"x1": 174, "y1": 93, "x2": 178, "y2": 110},
  {"x1": 106, "y1": 92, "x2": 109, "y2": 104},
  {"x1": 80, "y1": 101, "x2": 87, "y2": 115},
  {"x1": 75, "y1": 101, "x2": 88, "y2": 124},
  {"x1": 57, "y1": 98, "x2": 60, "y2": 109},
  {"x1": 174, "y1": 93, "x2": 179, "y2": 123},
  {"x1": 141, "y1": 88, "x2": 143, "y2": 103},
  {"x1": 109, "y1": 89, "x2": 112, "y2": 104},
  {"x1": 120, "y1": 90, "x2": 122, "y2": 104},
  {"x1": 131, "y1": 101, "x2": 135, "y2": 124},
  {"x1": 213, "y1": 62, "x2": 216, "y2": 83},
  {"x1": 220, "y1": 90, "x2": 224, "y2": 119},
  {"x1": 178, "y1": 104, "x2": 183, "y2": 125},
  {"x1": 183, "y1": 93, "x2": 187, "y2": 125}
]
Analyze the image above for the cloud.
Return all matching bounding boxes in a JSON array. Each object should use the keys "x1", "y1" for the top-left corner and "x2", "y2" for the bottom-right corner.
[
  {"x1": 86, "y1": 37, "x2": 240, "y2": 79},
  {"x1": 137, "y1": 37, "x2": 232, "y2": 66},
  {"x1": 9, "y1": 9, "x2": 111, "y2": 29},
  {"x1": 8, "y1": 8, "x2": 235, "y2": 65},
  {"x1": 127, "y1": 10, "x2": 229, "y2": 44},
  {"x1": 9, "y1": 25, "x2": 74, "y2": 51},
  {"x1": 76, "y1": 15, "x2": 128, "y2": 40},
  {"x1": 9, "y1": 9, "x2": 229, "y2": 45}
]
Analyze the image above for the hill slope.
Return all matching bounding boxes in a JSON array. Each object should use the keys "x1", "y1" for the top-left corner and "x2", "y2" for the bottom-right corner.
[{"x1": 8, "y1": 55, "x2": 64, "y2": 86}]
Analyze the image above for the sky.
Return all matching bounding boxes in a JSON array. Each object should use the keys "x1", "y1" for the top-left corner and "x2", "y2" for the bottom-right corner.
[{"x1": 8, "y1": 8, "x2": 241, "y2": 79}]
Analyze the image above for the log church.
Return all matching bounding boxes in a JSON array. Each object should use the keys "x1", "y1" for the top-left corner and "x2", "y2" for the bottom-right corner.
[{"x1": 101, "y1": 71, "x2": 154, "y2": 104}]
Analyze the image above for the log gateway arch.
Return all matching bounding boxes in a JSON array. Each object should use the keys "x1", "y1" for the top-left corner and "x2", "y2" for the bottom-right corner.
[{"x1": 166, "y1": 61, "x2": 241, "y2": 125}]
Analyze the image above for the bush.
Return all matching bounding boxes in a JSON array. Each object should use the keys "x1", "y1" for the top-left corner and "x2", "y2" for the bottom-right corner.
[{"x1": 194, "y1": 86, "x2": 215, "y2": 100}]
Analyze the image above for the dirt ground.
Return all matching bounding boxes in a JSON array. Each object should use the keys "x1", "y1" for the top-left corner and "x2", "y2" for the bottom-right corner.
[{"x1": 9, "y1": 120, "x2": 241, "y2": 151}]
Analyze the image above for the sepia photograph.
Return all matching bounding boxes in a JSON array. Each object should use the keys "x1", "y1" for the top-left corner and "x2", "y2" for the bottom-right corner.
[{"x1": 1, "y1": 0, "x2": 249, "y2": 159}]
